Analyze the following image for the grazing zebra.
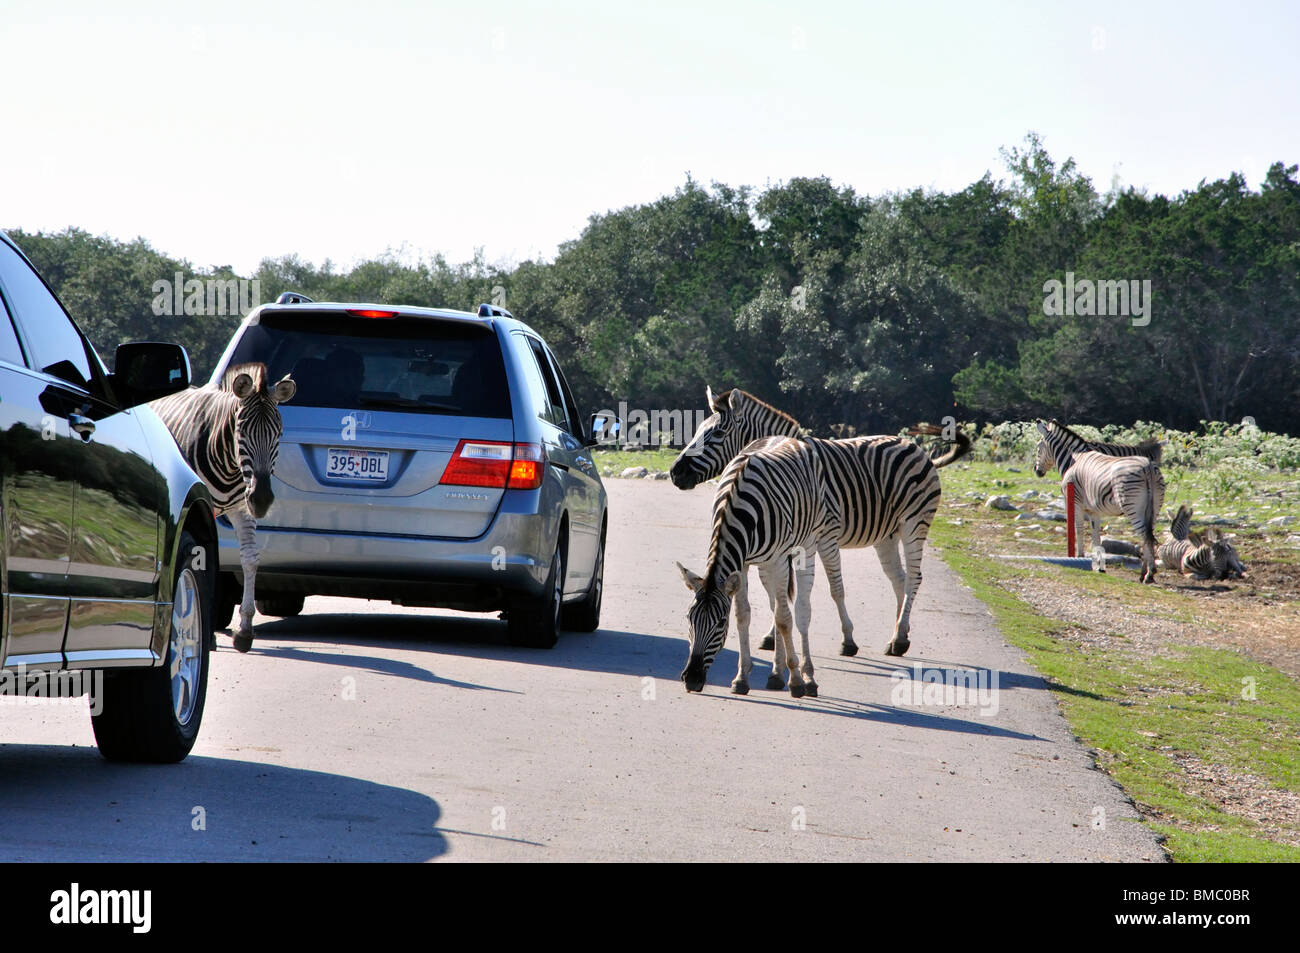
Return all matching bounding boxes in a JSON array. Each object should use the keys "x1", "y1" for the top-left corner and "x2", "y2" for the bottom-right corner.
[
  {"x1": 677, "y1": 436, "x2": 826, "y2": 697},
  {"x1": 671, "y1": 387, "x2": 971, "y2": 660},
  {"x1": 1033, "y1": 418, "x2": 1162, "y2": 477},
  {"x1": 1158, "y1": 506, "x2": 1247, "y2": 580},
  {"x1": 1058, "y1": 447, "x2": 1166, "y2": 583},
  {"x1": 151, "y1": 363, "x2": 296, "y2": 653}
]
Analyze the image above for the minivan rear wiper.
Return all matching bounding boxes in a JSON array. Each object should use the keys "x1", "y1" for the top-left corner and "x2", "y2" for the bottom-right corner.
[{"x1": 359, "y1": 396, "x2": 460, "y2": 413}]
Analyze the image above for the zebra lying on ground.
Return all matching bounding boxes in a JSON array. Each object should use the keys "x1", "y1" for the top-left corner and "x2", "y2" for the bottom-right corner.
[
  {"x1": 151, "y1": 363, "x2": 296, "y2": 653},
  {"x1": 1157, "y1": 505, "x2": 1247, "y2": 580},
  {"x1": 1046, "y1": 429, "x2": 1166, "y2": 582},
  {"x1": 677, "y1": 436, "x2": 826, "y2": 697},
  {"x1": 1032, "y1": 418, "x2": 1163, "y2": 477},
  {"x1": 670, "y1": 387, "x2": 971, "y2": 661}
]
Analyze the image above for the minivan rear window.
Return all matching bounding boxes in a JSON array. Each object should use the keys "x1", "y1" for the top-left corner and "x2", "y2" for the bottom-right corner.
[{"x1": 228, "y1": 313, "x2": 512, "y2": 418}]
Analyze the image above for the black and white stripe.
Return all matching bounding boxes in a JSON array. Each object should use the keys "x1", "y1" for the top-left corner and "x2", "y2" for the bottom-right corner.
[
  {"x1": 1056, "y1": 443, "x2": 1166, "y2": 583},
  {"x1": 1033, "y1": 418, "x2": 1162, "y2": 477},
  {"x1": 1158, "y1": 505, "x2": 1247, "y2": 580},
  {"x1": 677, "y1": 436, "x2": 826, "y2": 697},
  {"x1": 151, "y1": 362, "x2": 296, "y2": 652},
  {"x1": 671, "y1": 388, "x2": 971, "y2": 658}
]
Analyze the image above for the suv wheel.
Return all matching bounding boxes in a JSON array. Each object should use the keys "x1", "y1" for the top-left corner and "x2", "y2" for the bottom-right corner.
[
  {"x1": 256, "y1": 595, "x2": 305, "y2": 618},
  {"x1": 508, "y1": 539, "x2": 565, "y2": 649},
  {"x1": 563, "y1": 526, "x2": 604, "y2": 633},
  {"x1": 92, "y1": 529, "x2": 212, "y2": 762}
]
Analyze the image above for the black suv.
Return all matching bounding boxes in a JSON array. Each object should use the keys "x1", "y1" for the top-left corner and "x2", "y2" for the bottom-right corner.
[{"x1": 0, "y1": 231, "x2": 217, "y2": 762}]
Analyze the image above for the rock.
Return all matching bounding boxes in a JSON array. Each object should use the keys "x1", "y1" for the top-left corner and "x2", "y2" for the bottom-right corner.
[
  {"x1": 1267, "y1": 515, "x2": 1294, "y2": 526},
  {"x1": 984, "y1": 495, "x2": 1016, "y2": 511},
  {"x1": 1285, "y1": 535, "x2": 1300, "y2": 546},
  {"x1": 1020, "y1": 490, "x2": 1040, "y2": 500},
  {"x1": 1033, "y1": 510, "x2": 1067, "y2": 522},
  {"x1": 1014, "y1": 512, "x2": 1037, "y2": 521},
  {"x1": 1007, "y1": 467, "x2": 1022, "y2": 473},
  {"x1": 650, "y1": 471, "x2": 671, "y2": 480},
  {"x1": 619, "y1": 466, "x2": 648, "y2": 479},
  {"x1": 1101, "y1": 537, "x2": 1141, "y2": 556}
]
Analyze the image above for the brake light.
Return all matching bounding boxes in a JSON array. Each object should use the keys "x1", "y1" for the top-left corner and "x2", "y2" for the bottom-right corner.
[
  {"x1": 346, "y1": 309, "x2": 398, "y2": 319},
  {"x1": 441, "y1": 440, "x2": 545, "y2": 490}
]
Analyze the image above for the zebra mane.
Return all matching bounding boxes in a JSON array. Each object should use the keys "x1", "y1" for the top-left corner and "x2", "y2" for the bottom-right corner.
[
  {"x1": 1046, "y1": 418, "x2": 1163, "y2": 462},
  {"x1": 220, "y1": 362, "x2": 270, "y2": 393},
  {"x1": 702, "y1": 451, "x2": 755, "y2": 594},
  {"x1": 722, "y1": 388, "x2": 802, "y2": 430}
]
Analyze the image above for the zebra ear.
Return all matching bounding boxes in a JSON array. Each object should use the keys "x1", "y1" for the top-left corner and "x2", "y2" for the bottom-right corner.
[
  {"x1": 1035, "y1": 419, "x2": 1049, "y2": 436},
  {"x1": 677, "y1": 562, "x2": 705, "y2": 593},
  {"x1": 705, "y1": 385, "x2": 717, "y2": 411},
  {"x1": 722, "y1": 571, "x2": 743, "y2": 598},
  {"x1": 273, "y1": 376, "x2": 297, "y2": 403},
  {"x1": 231, "y1": 373, "x2": 255, "y2": 399}
]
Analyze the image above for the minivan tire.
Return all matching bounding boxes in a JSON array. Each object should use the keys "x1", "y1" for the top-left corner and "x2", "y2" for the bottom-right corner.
[{"x1": 507, "y1": 540, "x2": 564, "y2": 649}]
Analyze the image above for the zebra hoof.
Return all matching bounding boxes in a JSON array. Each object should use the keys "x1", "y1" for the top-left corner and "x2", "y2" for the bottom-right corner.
[
  {"x1": 789, "y1": 682, "x2": 806, "y2": 699},
  {"x1": 233, "y1": 631, "x2": 254, "y2": 654},
  {"x1": 804, "y1": 681, "x2": 818, "y2": 698},
  {"x1": 759, "y1": 635, "x2": 775, "y2": 651},
  {"x1": 765, "y1": 674, "x2": 785, "y2": 691},
  {"x1": 885, "y1": 639, "x2": 910, "y2": 657},
  {"x1": 840, "y1": 643, "x2": 859, "y2": 657},
  {"x1": 731, "y1": 681, "x2": 749, "y2": 696}
]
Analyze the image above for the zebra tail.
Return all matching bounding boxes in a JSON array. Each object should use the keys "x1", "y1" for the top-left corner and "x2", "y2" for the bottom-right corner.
[
  {"x1": 907, "y1": 424, "x2": 973, "y2": 468},
  {"x1": 1143, "y1": 470, "x2": 1159, "y2": 551}
]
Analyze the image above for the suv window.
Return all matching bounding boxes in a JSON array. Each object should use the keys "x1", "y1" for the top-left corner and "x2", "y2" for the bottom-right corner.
[
  {"x1": 0, "y1": 296, "x2": 25, "y2": 367},
  {"x1": 524, "y1": 336, "x2": 572, "y2": 433},
  {"x1": 229, "y1": 313, "x2": 512, "y2": 418},
  {"x1": 0, "y1": 240, "x2": 94, "y2": 388}
]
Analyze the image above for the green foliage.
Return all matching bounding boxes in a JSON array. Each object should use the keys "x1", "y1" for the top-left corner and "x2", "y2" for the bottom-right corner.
[{"x1": 9, "y1": 136, "x2": 1300, "y2": 440}]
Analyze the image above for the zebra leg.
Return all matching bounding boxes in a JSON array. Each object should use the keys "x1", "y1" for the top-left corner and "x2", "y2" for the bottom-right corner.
[
  {"x1": 817, "y1": 539, "x2": 857, "y2": 656},
  {"x1": 1088, "y1": 515, "x2": 1105, "y2": 573},
  {"x1": 768, "y1": 558, "x2": 807, "y2": 699},
  {"x1": 759, "y1": 574, "x2": 777, "y2": 651},
  {"x1": 229, "y1": 507, "x2": 259, "y2": 653},
  {"x1": 875, "y1": 538, "x2": 913, "y2": 656},
  {"x1": 731, "y1": 571, "x2": 753, "y2": 695},
  {"x1": 793, "y1": 555, "x2": 817, "y2": 697},
  {"x1": 758, "y1": 565, "x2": 788, "y2": 690}
]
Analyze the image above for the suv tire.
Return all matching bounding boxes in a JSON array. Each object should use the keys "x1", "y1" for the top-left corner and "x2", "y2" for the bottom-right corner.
[
  {"x1": 92, "y1": 529, "x2": 212, "y2": 763},
  {"x1": 507, "y1": 539, "x2": 564, "y2": 649}
]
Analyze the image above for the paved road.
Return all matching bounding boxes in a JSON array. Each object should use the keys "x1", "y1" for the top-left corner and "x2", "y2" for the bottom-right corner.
[{"x1": 0, "y1": 479, "x2": 1164, "y2": 861}]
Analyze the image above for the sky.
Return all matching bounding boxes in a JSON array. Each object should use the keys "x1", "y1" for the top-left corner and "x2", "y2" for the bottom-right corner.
[{"x1": 2, "y1": 0, "x2": 1297, "y2": 276}]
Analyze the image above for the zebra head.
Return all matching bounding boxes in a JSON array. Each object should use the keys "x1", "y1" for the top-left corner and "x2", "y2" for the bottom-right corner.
[
  {"x1": 669, "y1": 387, "x2": 798, "y2": 490},
  {"x1": 676, "y1": 562, "x2": 742, "y2": 693},
  {"x1": 1033, "y1": 420, "x2": 1070, "y2": 477},
  {"x1": 223, "y1": 363, "x2": 296, "y2": 520},
  {"x1": 1205, "y1": 528, "x2": 1248, "y2": 580}
]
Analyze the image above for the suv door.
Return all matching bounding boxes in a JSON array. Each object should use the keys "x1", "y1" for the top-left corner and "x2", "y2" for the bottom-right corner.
[{"x1": 0, "y1": 238, "x2": 162, "y2": 669}]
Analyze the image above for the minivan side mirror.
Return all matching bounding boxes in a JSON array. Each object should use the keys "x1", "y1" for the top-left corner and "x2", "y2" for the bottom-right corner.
[
  {"x1": 109, "y1": 342, "x2": 192, "y2": 409},
  {"x1": 587, "y1": 412, "x2": 622, "y2": 448}
]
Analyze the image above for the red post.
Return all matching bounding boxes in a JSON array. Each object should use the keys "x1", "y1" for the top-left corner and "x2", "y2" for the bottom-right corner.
[{"x1": 1066, "y1": 482, "x2": 1076, "y2": 557}]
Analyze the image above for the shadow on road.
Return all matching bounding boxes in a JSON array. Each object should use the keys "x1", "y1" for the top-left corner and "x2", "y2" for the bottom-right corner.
[
  {"x1": 821, "y1": 653, "x2": 1108, "y2": 701},
  {"x1": 0, "y1": 745, "x2": 447, "y2": 862},
  {"x1": 235, "y1": 611, "x2": 693, "y2": 681}
]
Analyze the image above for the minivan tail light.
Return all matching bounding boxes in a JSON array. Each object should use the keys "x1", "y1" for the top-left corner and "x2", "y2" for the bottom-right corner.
[
  {"x1": 346, "y1": 308, "x2": 399, "y2": 319},
  {"x1": 441, "y1": 440, "x2": 545, "y2": 490}
]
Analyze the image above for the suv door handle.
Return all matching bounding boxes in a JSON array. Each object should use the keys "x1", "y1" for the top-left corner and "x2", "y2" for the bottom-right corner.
[{"x1": 69, "y1": 413, "x2": 96, "y2": 441}]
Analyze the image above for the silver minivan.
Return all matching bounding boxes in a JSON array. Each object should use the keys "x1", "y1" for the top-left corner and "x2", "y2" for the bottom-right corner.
[{"x1": 208, "y1": 298, "x2": 607, "y2": 648}]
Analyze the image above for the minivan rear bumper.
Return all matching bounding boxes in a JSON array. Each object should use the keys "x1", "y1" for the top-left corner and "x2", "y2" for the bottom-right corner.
[{"x1": 216, "y1": 489, "x2": 554, "y2": 612}]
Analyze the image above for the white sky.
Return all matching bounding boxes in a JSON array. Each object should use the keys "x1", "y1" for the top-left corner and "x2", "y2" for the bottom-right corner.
[{"x1": 2, "y1": 0, "x2": 1297, "y2": 275}]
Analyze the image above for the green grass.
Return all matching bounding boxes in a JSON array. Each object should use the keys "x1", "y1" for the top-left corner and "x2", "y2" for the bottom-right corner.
[
  {"x1": 592, "y1": 446, "x2": 681, "y2": 477},
  {"x1": 929, "y1": 495, "x2": 1300, "y2": 862}
]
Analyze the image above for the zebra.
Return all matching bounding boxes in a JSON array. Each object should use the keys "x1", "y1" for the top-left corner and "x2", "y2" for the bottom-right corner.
[
  {"x1": 1033, "y1": 418, "x2": 1162, "y2": 477},
  {"x1": 151, "y1": 362, "x2": 296, "y2": 653},
  {"x1": 1157, "y1": 505, "x2": 1247, "y2": 580},
  {"x1": 677, "y1": 436, "x2": 827, "y2": 697},
  {"x1": 670, "y1": 387, "x2": 971, "y2": 660},
  {"x1": 1058, "y1": 447, "x2": 1166, "y2": 583}
]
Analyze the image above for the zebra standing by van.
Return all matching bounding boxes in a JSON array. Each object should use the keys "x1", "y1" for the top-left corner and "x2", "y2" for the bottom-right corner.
[
  {"x1": 677, "y1": 436, "x2": 827, "y2": 697},
  {"x1": 1033, "y1": 418, "x2": 1163, "y2": 477},
  {"x1": 670, "y1": 387, "x2": 971, "y2": 660},
  {"x1": 151, "y1": 363, "x2": 296, "y2": 653}
]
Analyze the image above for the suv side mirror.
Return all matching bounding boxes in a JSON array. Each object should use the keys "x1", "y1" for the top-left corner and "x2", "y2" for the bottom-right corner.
[
  {"x1": 587, "y1": 412, "x2": 622, "y2": 448},
  {"x1": 109, "y1": 342, "x2": 192, "y2": 408}
]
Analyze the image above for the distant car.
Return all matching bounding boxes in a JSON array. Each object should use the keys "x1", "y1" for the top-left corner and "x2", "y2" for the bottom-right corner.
[
  {"x1": 0, "y1": 231, "x2": 216, "y2": 761},
  {"x1": 209, "y1": 297, "x2": 608, "y2": 648}
]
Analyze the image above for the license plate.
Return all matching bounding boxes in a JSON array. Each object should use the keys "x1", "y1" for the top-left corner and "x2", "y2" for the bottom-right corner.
[{"x1": 325, "y1": 448, "x2": 389, "y2": 481}]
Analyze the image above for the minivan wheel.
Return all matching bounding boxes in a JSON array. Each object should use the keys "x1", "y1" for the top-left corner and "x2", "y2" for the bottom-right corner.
[
  {"x1": 92, "y1": 529, "x2": 212, "y2": 763},
  {"x1": 507, "y1": 541, "x2": 564, "y2": 649},
  {"x1": 256, "y1": 595, "x2": 305, "y2": 618},
  {"x1": 563, "y1": 528, "x2": 604, "y2": 633}
]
